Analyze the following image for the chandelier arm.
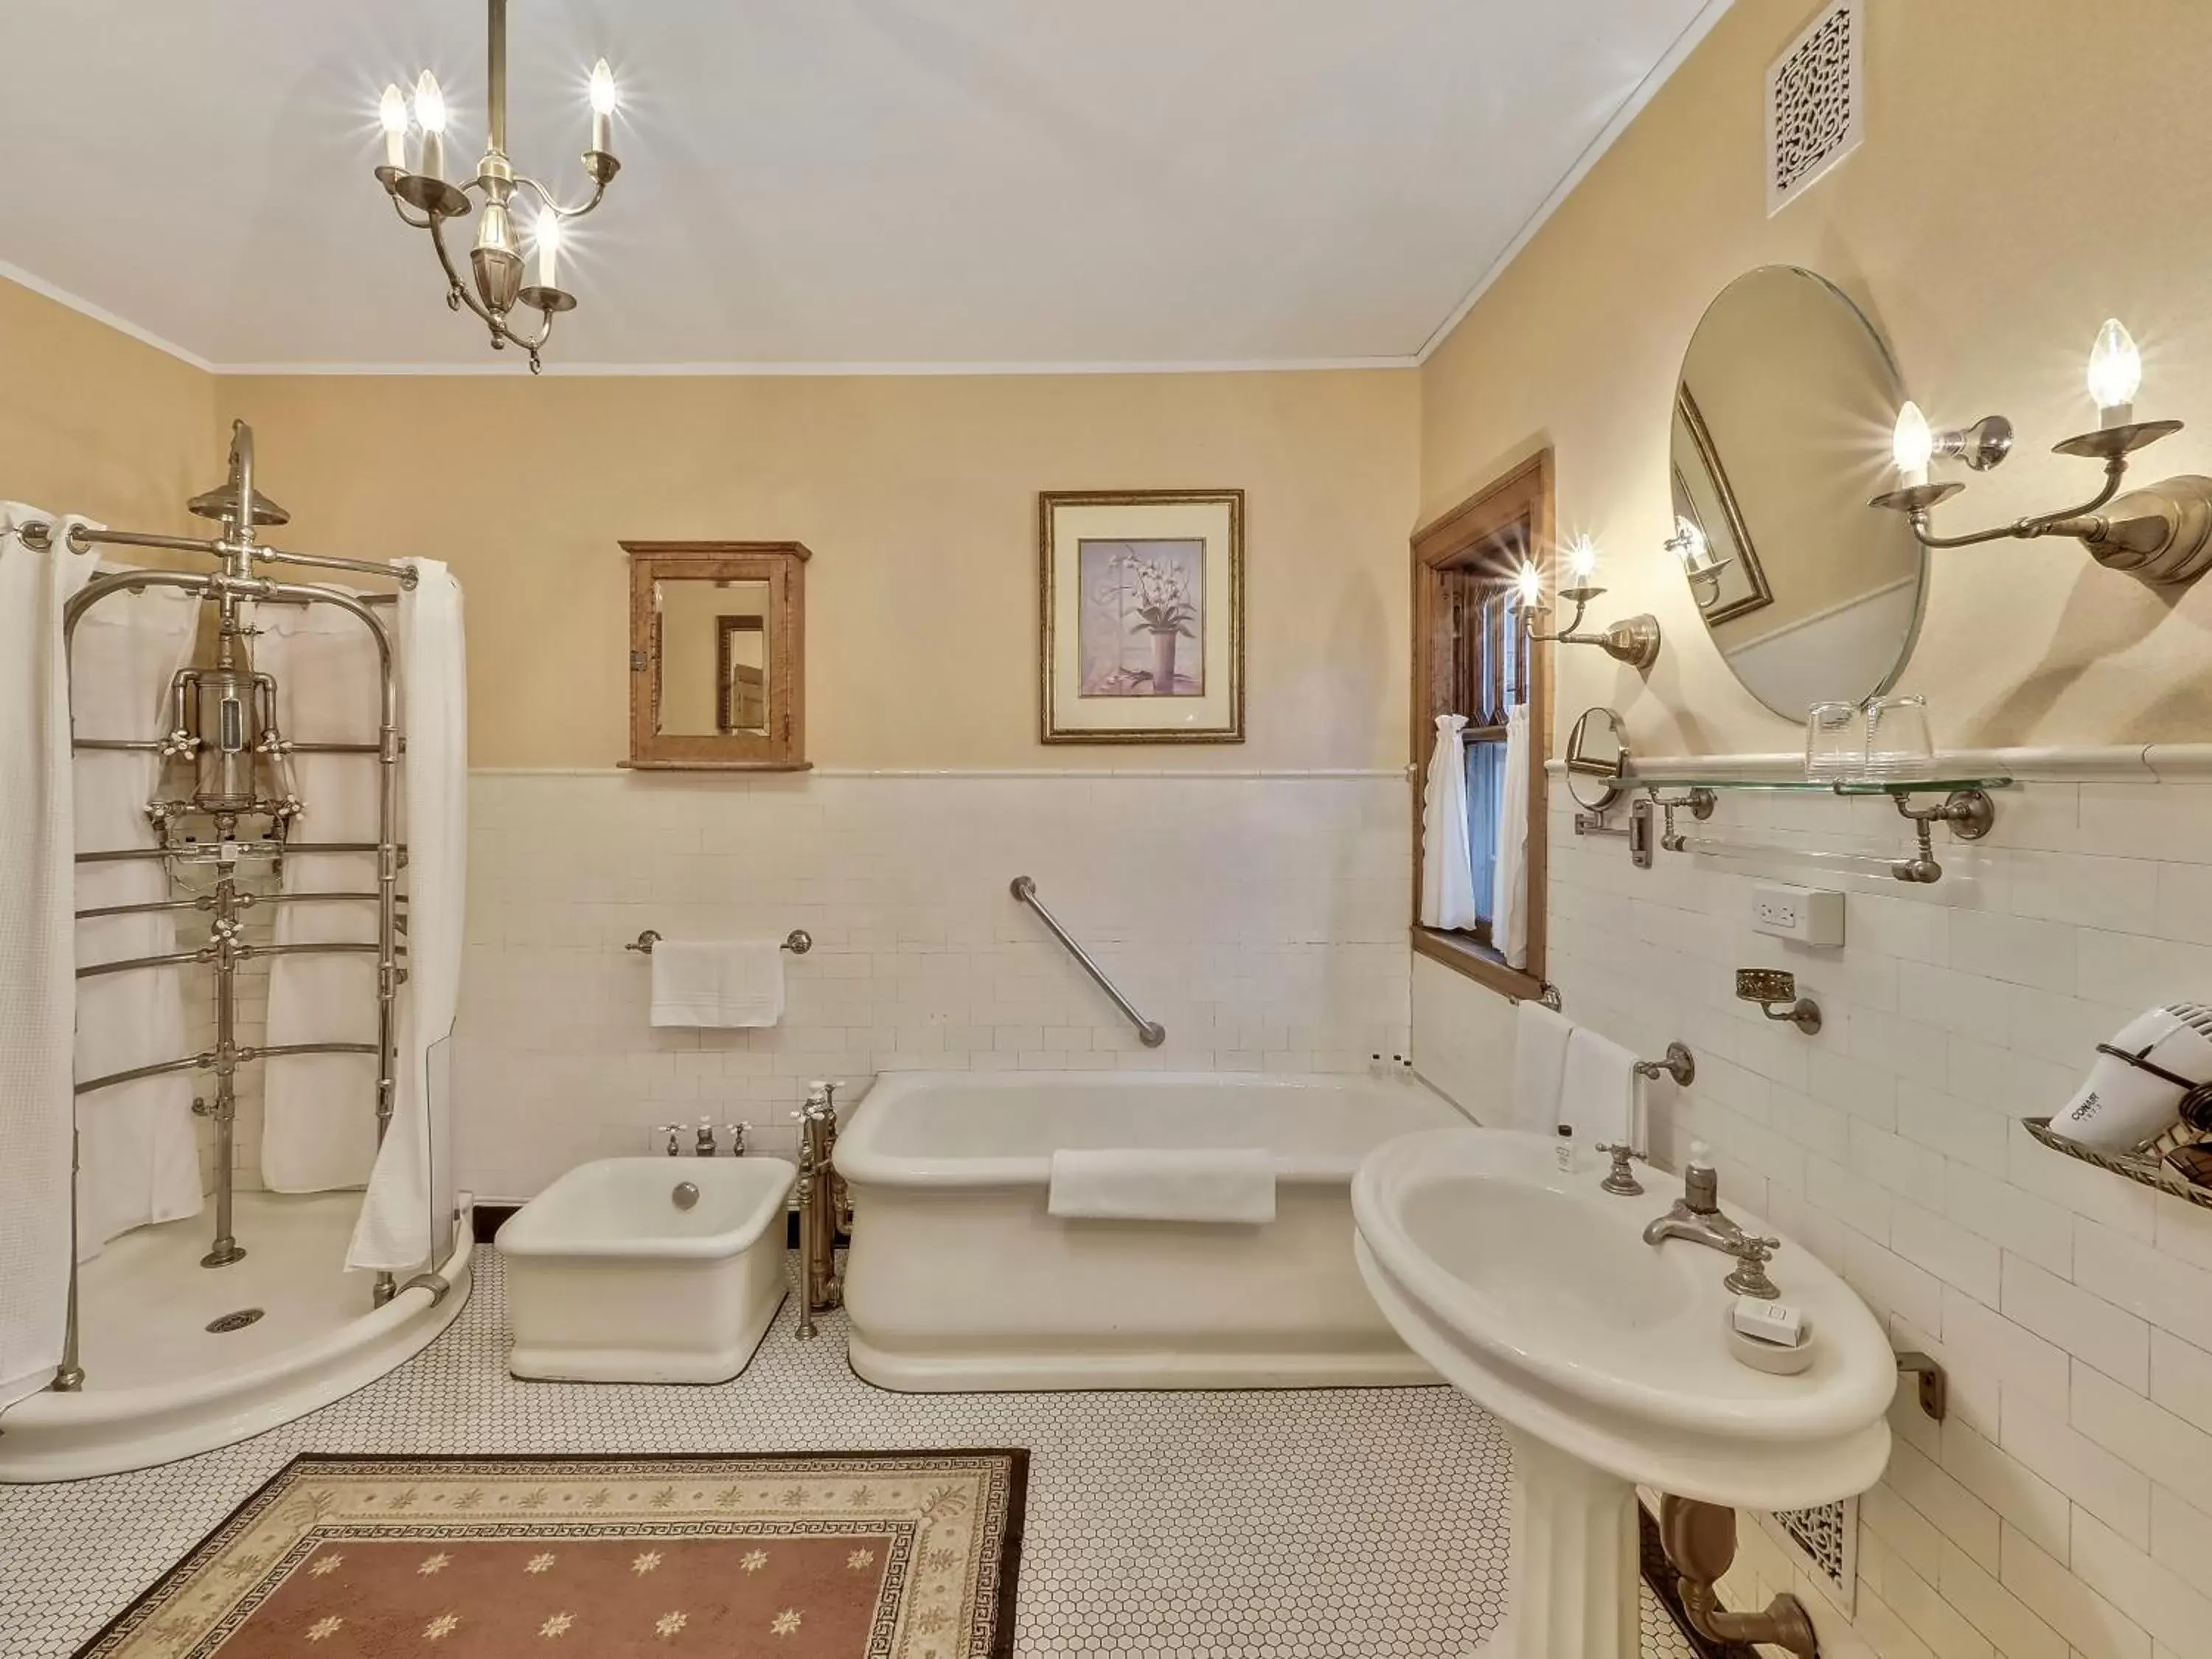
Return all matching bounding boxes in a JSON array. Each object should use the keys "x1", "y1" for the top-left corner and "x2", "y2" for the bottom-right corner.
[
  {"x1": 386, "y1": 192, "x2": 437, "y2": 232},
  {"x1": 510, "y1": 171, "x2": 611, "y2": 221},
  {"x1": 427, "y1": 212, "x2": 499, "y2": 329},
  {"x1": 1910, "y1": 456, "x2": 2129, "y2": 550}
]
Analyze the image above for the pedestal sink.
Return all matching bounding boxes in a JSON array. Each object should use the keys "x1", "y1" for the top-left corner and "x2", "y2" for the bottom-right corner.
[{"x1": 1352, "y1": 1128, "x2": 1893, "y2": 1659}]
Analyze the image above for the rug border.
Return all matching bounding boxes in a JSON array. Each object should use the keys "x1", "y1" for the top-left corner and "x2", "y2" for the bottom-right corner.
[{"x1": 71, "y1": 1447, "x2": 1031, "y2": 1659}]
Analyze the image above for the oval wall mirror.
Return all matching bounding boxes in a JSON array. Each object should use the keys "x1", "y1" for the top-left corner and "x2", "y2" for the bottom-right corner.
[
  {"x1": 1565, "y1": 706, "x2": 1629, "y2": 813},
  {"x1": 1670, "y1": 265, "x2": 1925, "y2": 720}
]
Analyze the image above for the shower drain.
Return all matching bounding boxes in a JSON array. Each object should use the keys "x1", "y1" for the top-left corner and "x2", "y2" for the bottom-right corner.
[{"x1": 206, "y1": 1308, "x2": 265, "y2": 1334}]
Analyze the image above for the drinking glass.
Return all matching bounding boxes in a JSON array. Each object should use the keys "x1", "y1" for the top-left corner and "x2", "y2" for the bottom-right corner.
[
  {"x1": 1804, "y1": 701, "x2": 1861, "y2": 782},
  {"x1": 1863, "y1": 695, "x2": 1935, "y2": 780}
]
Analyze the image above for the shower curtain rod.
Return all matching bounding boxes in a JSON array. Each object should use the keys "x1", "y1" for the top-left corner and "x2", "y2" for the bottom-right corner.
[{"x1": 18, "y1": 520, "x2": 417, "y2": 591}]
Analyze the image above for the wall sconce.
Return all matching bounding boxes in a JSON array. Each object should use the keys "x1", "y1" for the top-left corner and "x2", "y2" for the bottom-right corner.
[
  {"x1": 1519, "y1": 535, "x2": 1663, "y2": 671},
  {"x1": 1871, "y1": 319, "x2": 2212, "y2": 586},
  {"x1": 1666, "y1": 515, "x2": 1731, "y2": 597}
]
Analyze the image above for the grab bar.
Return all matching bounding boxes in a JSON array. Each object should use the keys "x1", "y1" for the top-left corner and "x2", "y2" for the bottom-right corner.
[{"x1": 1008, "y1": 874, "x2": 1166, "y2": 1048}]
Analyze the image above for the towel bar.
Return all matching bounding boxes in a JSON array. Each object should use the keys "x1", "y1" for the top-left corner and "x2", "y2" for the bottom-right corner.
[
  {"x1": 627, "y1": 928, "x2": 811, "y2": 956},
  {"x1": 1633, "y1": 1042, "x2": 1696, "y2": 1087}
]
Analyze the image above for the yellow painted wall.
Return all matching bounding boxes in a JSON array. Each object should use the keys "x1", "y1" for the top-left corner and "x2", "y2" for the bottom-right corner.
[
  {"x1": 1421, "y1": 0, "x2": 2212, "y2": 755},
  {"x1": 0, "y1": 279, "x2": 213, "y2": 538},
  {"x1": 220, "y1": 369, "x2": 1418, "y2": 769}
]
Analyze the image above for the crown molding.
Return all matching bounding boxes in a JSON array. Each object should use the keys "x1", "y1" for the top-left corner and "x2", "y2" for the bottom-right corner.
[
  {"x1": 0, "y1": 258, "x2": 213, "y2": 372},
  {"x1": 213, "y1": 355, "x2": 1419, "y2": 378}
]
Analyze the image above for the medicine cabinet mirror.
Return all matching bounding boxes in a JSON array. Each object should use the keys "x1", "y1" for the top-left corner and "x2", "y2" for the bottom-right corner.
[
  {"x1": 625, "y1": 540, "x2": 809, "y2": 771},
  {"x1": 1672, "y1": 265, "x2": 1926, "y2": 719},
  {"x1": 1564, "y1": 706, "x2": 1629, "y2": 813}
]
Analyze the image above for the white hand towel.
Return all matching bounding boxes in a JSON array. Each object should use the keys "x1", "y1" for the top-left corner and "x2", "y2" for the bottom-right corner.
[
  {"x1": 1506, "y1": 999, "x2": 1573, "y2": 1132},
  {"x1": 1560, "y1": 1026, "x2": 1640, "y2": 1152},
  {"x1": 650, "y1": 939, "x2": 785, "y2": 1028},
  {"x1": 1047, "y1": 1149, "x2": 1276, "y2": 1224}
]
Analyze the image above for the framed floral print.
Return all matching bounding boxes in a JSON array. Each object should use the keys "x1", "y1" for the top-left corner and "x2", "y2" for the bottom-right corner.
[{"x1": 1038, "y1": 488, "x2": 1245, "y2": 743}]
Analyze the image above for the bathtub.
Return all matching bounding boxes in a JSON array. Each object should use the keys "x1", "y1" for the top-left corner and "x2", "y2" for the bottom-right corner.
[
  {"x1": 835, "y1": 1071, "x2": 1467, "y2": 1391},
  {"x1": 497, "y1": 1156, "x2": 795, "y2": 1383}
]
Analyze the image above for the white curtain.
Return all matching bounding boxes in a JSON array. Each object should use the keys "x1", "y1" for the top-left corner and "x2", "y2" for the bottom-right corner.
[
  {"x1": 349, "y1": 561, "x2": 466, "y2": 1273},
  {"x1": 1419, "y1": 714, "x2": 1481, "y2": 931},
  {"x1": 255, "y1": 594, "x2": 387, "y2": 1192},
  {"x1": 72, "y1": 573, "x2": 203, "y2": 1257},
  {"x1": 0, "y1": 505, "x2": 97, "y2": 1411},
  {"x1": 1492, "y1": 705, "x2": 1531, "y2": 970}
]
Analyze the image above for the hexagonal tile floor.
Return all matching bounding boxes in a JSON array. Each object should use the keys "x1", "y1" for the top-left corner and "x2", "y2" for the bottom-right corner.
[{"x1": 0, "y1": 1251, "x2": 1695, "y2": 1658}]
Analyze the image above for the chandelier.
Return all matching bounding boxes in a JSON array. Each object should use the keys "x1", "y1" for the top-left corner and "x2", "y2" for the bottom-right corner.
[{"x1": 373, "y1": 0, "x2": 621, "y2": 372}]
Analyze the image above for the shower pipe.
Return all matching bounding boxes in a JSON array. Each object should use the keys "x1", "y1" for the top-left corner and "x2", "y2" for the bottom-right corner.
[{"x1": 34, "y1": 420, "x2": 426, "y2": 1394}]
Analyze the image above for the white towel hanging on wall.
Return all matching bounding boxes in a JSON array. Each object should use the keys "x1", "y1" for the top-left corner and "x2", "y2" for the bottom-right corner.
[
  {"x1": 0, "y1": 504, "x2": 97, "y2": 1411},
  {"x1": 71, "y1": 572, "x2": 202, "y2": 1257}
]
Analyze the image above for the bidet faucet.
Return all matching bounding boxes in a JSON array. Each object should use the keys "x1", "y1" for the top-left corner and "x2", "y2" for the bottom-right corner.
[{"x1": 1641, "y1": 1141, "x2": 1781, "y2": 1298}]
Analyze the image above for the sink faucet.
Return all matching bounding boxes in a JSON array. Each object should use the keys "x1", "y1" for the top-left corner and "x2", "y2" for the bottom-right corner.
[{"x1": 1642, "y1": 1141, "x2": 1781, "y2": 1298}]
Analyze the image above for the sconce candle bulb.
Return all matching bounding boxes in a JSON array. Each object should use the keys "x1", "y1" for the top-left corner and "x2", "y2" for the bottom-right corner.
[
  {"x1": 1513, "y1": 560, "x2": 1545, "y2": 608},
  {"x1": 1892, "y1": 400, "x2": 1934, "y2": 487},
  {"x1": 2088, "y1": 318, "x2": 2143, "y2": 429},
  {"x1": 1567, "y1": 534, "x2": 1599, "y2": 582}
]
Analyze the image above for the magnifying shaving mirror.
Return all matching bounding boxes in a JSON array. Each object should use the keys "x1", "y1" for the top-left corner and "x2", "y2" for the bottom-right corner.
[{"x1": 1565, "y1": 706, "x2": 1630, "y2": 814}]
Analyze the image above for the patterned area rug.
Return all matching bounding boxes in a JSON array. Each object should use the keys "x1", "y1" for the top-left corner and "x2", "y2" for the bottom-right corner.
[{"x1": 73, "y1": 1451, "x2": 1026, "y2": 1659}]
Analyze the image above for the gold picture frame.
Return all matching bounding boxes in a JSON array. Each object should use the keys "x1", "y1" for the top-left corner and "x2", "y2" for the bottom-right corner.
[{"x1": 1038, "y1": 488, "x2": 1245, "y2": 744}]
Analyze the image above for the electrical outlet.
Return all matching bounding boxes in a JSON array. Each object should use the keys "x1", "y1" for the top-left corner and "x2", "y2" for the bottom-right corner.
[{"x1": 1752, "y1": 883, "x2": 1844, "y2": 947}]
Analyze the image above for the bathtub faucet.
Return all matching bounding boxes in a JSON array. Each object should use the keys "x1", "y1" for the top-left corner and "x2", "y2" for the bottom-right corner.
[{"x1": 695, "y1": 1116, "x2": 717, "y2": 1158}]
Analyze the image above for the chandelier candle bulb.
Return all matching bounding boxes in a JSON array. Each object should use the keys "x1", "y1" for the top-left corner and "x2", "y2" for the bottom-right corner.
[
  {"x1": 2088, "y1": 317, "x2": 2143, "y2": 428},
  {"x1": 588, "y1": 58, "x2": 616, "y2": 154},
  {"x1": 378, "y1": 85, "x2": 408, "y2": 170},
  {"x1": 533, "y1": 212, "x2": 561, "y2": 291},
  {"x1": 413, "y1": 70, "x2": 448, "y2": 181}
]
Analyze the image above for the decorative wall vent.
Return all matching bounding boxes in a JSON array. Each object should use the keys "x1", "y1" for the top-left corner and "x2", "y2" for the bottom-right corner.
[
  {"x1": 1766, "y1": 0, "x2": 1865, "y2": 216},
  {"x1": 1766, "y1": 1496, "x2": 1857, "y2": 1614}
]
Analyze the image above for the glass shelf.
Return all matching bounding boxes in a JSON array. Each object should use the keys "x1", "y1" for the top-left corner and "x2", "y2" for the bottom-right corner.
[
  {"x1": 1633, "y1": 776, "x2": 2013, "y2": 796},
  {"x1": 2023, "y1": 1116, "x2": 2212, "y2": 1212}
]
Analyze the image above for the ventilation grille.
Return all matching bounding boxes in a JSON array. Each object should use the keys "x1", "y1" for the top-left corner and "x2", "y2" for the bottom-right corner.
[
  {"x1": 1767, "y1": 1496, "x2": 1857, "y2": 1614},
  {"x1": 1766, "y1": 0, "x2": 1865, "y2": 216}
]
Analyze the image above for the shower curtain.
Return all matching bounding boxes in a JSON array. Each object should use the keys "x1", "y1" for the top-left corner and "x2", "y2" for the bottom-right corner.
[
  {"x1": 0, "y1": 504, "x2": 96, "y2": 1411},
  {"x1": 255, "y1": 596, "x2": 389, "y2": 1193},
  {"x1": 349, "y1": 560, "x2": 466, "y2": 1273},
  {"x1": 72, "y1": 573, "x2": 203, "y2": 1257}
]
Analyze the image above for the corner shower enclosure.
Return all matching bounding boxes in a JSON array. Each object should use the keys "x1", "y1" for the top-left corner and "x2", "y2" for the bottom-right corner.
[{"x1": 0, "y1": 422, "x2": 471, "y2": 1482}]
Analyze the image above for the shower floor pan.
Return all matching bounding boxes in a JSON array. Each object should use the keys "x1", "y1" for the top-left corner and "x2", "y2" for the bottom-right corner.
[{"x1": 0, "y1": 1190, "x2": 471, "y2": 1483}]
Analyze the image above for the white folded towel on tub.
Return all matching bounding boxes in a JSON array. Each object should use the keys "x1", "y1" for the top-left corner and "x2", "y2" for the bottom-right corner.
[
  {"x1": 650, "y1": 939, "x2": 785, "y2": 1028},
  {"x1": 1047, "y1": 1149, "x2": 1276, "y2": 1224}
]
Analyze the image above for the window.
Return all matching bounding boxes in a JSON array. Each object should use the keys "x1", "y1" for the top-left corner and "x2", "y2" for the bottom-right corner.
[{"x1": 1410, "y1": 453, "x2": 1551, "y2": 998}]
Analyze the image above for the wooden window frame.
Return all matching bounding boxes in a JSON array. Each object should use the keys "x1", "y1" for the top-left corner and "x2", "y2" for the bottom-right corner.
[
  {"x1": 1408, "y1": 451, "x2": 1552, "y2": 1001},
  {"x1": 624, "y1": 540, "x2": 810, "y2": 771}
]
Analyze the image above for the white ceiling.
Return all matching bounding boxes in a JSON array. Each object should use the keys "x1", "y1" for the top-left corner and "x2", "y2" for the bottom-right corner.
[{"x1": 0, "y1": 1, "x2": 1722, "y2": 370}]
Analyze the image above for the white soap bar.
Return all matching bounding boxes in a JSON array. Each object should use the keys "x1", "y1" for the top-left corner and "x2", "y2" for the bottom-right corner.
[{"x1": 1732, "y1": 1296, "x2": 1807, "y2": 1348}]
